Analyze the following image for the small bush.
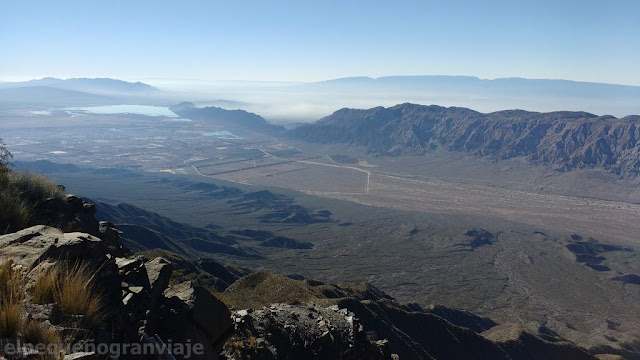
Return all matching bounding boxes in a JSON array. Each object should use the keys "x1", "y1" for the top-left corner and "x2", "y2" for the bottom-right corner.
[
  {"x1": 0, "y1": 137, "x2": 11, "y2": 168},
  {"x1": 0, "y1": 170, "x2": 64, "y2": 234},
  {"x1": 32, "y1": 263, "x2": 105, "y2": 327},
  {"x1": 7, "y1": 171, "x2": 64, "y2": 204}
]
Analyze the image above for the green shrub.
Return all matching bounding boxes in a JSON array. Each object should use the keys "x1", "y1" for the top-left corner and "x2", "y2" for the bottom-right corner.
[{"x1": 0, "y1": 137, "x2": 12, "y2": 168}]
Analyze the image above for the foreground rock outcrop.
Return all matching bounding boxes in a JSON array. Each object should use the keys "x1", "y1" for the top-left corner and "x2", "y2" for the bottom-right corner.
[
  {"x1": 221, "y1": 304, "x2": 392, "y2": 359},
  {"x1": 0, "y1": 225, "x2": 233, "y2": 360}
]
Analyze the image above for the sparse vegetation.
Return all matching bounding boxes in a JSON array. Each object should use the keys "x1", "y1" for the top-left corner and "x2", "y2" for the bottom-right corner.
[
  {"x1": 1, "y1": 262, "x2": 64, "y2": 359},
  {"x1": 32, "y1": 263, "x2": 106, "y2": 327},
  {"x1": 0, "y1": 169, "x2": 65, "y2": 234},
  {"x1": 218, "y1": 271, "x2": 327, "y2": 309}
]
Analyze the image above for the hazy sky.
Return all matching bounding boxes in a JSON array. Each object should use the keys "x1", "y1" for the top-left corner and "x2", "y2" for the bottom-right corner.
[{"x1": 1, "y1": 0, "x2": 639, "y2": 85}]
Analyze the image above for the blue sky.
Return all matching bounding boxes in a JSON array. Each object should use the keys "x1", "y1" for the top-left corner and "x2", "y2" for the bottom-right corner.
[{"x1": 1, "y1": 0, "x2": 639, "y2": 85}]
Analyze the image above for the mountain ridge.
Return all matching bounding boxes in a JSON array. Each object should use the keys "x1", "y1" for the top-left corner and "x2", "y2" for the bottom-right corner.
[{"x1": 289, "y1": 103, "x2": 640, "y2": 177}]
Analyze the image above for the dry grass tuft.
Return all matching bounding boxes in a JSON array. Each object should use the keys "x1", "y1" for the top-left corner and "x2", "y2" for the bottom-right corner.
[
  {"x1": 32, "y1": 263, "x2": 106, "y2": 327},
  {"x1": 0, "y1": 261, "x2": 23, "y2": 301},
  {"x1": 0, "y1": 301, "x2": 23, "y2": 339},
  {"x1": 0, "y1": 262, "x2": 65, "y2": 360},
  {"x1": 32, "y1": 266, "x2": 58, "y2": 305},
  {"x1": 21, "y1": 320, "x2": 64, "y2": 359},
  {"x1": 0, "y1": 261, "x2": 24, "y2": 339}
]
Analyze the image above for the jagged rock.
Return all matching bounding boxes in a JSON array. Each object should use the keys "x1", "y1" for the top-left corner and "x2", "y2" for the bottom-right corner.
[
  {"x1": 144, "y1": 257, "x2": 173, "y2": 306},
  {"x1": 141, "y1": 281, "x2": 233, "y2": 359},
  {"x1": 0, "y1": 226, "x2": 108, "y2": 269},
  {"x1": 116, "y1": 257, "x2": 144, "y2": 273},
  {"x1": 221, "y1": 303, "x2": 393, "y2": 360},
  {"x1": 37, "y1": 195, "x2": 100, "y2": 236},
  {"x1": 116, "y1": 257, "x2": 151, "y2": 315},
  {"x1": 98, "y1": 221, "x2": 128, "y2": 257},
  {"x1": 163, "y1": 281, "x2": 233, "y2": 347},
  {"x1": 24, "y1": 303, "x2": 63, "y2": 324}
]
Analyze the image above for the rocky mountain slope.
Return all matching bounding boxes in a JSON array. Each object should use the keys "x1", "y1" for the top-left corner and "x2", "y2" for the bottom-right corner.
[
  {"x1": 290, "y1": 103, "x2": 640, "y2": 177},
  {"x1": 93, "y1": 200, "x2": 256, "y2": 258}
]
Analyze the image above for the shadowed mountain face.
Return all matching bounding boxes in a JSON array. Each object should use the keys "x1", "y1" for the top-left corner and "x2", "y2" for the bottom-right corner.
[
  {"x1": 170, "y1": 102, "x2": 285, "y2": 135},
  {"x1": 290, "y1": 103, "x2": 640, "y2": 177},
  {"x1": 93, "y1": 200, "x2": 259, "y2": 258}
]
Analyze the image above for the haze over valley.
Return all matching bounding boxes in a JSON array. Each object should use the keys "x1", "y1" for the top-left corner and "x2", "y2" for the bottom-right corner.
[{"x1": 1, "y1": 74, "x2": 640, "y2": 358}]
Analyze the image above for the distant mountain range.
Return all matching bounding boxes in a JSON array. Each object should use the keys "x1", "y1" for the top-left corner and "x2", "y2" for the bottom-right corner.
[
  {"x1": 0, "y1": 77, "x2": 157, "y2": 94},
  {"x1": 0, "y1": 86, "x2": 114, "y2": 106},
  {"x1": 3, "y1": 75, "x2": 640, "y2": 118},
  {"x1": 0, "y1": 77, "x2": 160, "y2": 107},
  {"x1": 310, "y1": 76, "x2": 640, "y2": 96},
  {"x1": 170, "y1": 102, "x2": 285, "y2": 135},
  {"x1": 294, "y1": 75, "x2": 640, "y2": 117},
  {"x1": 289, "y1": 103, "x2": 640, "y2": 177}
]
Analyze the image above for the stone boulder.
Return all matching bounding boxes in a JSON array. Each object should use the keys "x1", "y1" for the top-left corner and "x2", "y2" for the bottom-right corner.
[
  {"x1": 98, "y1": 221, "x2": 129, "y2": 257},
  {"x1": 0, "y1": 225, "x2": 109, "y2": 269},
  {"x1": 144, "y1": 257, "x2": 173, "y2": 307},
  {"x1": 145, "y1": 281, "x2": 233, "y2": 359},
  {"x1": 38, "y1": 195, "x2": 100, "y2": 237}
]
